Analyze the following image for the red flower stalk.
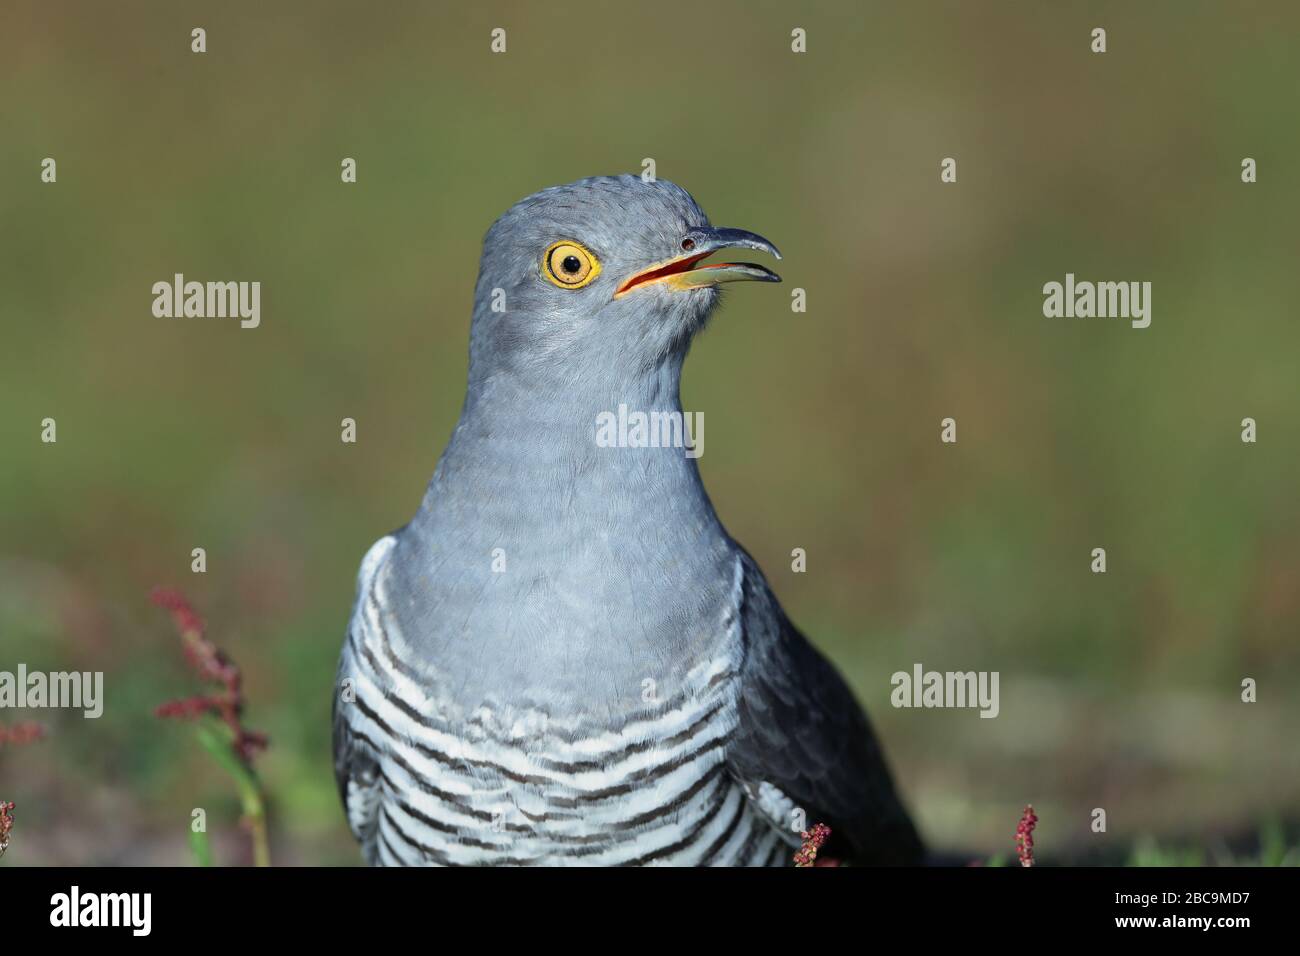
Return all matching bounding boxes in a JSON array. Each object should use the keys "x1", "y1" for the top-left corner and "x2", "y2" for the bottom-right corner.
[
  {"x1": 794, "y1": 822, "x2": 832, "y2": 867},
  {"x1": 0, "y1": 722, "x2": 46, "y2": 748},
  {"x1": 151, "y1": 587, "x2": 206, "y2": 641},
  {"x1": 0, "y1": 801, "x2": 14, "y2": 858},
  {"x1": 151, "y1": 588, "x2": 267, "y2": 763},
  {"x1": 1016, "y1": 804, "x2": 1037, "y2": 867}
]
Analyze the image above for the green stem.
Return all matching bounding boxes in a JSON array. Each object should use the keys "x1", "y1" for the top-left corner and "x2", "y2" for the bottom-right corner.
[
  {"x1": 189, "y1": 824, "x2": 214, "y2": 867},
  {"x1": 195, "y1": 722, "x2": 270, "y2": 867}
]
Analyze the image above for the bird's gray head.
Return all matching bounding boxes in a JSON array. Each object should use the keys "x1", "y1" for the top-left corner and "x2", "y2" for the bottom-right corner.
[{"x1": 466, "y1": 175, "x2": 781, "y2": 393}]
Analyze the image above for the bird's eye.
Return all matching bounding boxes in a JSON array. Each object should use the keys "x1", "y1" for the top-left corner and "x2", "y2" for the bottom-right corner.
[{"x1": 542, "y1": 240, "x2": 601, "y2": 289}]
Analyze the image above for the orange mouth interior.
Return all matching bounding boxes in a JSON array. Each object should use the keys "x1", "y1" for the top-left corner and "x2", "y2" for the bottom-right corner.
[{"x1": 615, "y1": 251, "x2": 716, "y2": 296}]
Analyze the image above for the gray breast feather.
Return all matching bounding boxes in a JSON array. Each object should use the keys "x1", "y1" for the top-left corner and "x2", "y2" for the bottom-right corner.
[
  {"x1": 334, "y1": 534, "x2": 919, "y2": 865},
  {"x1": 333, "y1": 534, "x2": 778, "y2": 864}
]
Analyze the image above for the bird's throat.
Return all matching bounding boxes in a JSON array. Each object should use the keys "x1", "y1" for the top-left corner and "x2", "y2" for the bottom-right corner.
[{"x1": 424, "y1": 364, "x2": 720, "y2": 543}]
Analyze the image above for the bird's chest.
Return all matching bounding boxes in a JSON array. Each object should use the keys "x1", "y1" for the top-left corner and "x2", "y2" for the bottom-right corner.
[{"x1": 367, "y1": 657, "x2": 786, "y2": 866}]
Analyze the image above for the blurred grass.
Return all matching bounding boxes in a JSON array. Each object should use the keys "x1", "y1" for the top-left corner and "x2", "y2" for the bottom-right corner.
[{"x1": 1, "y1": 1, "x2": 1298, "y2": 863}]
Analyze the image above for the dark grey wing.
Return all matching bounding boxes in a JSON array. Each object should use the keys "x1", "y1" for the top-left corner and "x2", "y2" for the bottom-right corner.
[{"x1": 727, "y1": 553, "x2": 924, "y2": 864}]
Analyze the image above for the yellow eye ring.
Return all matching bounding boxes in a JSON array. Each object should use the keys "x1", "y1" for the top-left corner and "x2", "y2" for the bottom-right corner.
[{"x1": 542, "y1": 240, "x2": 601, "y2": 289}]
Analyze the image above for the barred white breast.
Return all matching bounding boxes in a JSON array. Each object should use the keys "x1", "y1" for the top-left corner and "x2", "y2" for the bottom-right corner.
[{"x1": 334, "y1": 535, "x2": 798, "y2": 866}]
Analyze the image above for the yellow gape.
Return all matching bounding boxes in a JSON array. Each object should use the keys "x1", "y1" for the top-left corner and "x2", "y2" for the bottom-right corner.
[{"x1": 542, "y1": 240, "x2": 601, "y2": 289}]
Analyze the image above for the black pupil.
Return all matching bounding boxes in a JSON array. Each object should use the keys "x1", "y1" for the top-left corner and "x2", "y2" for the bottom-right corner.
[
  {"x1": 562, "y1": 255, "x2": 582, "y2": 274},
  {"x1": 681, "y1": 239, "x2": 695, "y2": 250}
]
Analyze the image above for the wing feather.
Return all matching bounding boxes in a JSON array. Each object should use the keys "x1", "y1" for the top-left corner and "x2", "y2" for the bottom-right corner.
[{"x1": 727, "y1": 552, "x2": 923, "y2": 864}]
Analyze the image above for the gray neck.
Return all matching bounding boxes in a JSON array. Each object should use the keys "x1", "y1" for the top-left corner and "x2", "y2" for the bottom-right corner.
[
  {"x1": 387, "y1": 357, "x2": 740, "y2": 710},
  {"x1": 424, "y1": 357, "x2": 719, "y2": 541}
]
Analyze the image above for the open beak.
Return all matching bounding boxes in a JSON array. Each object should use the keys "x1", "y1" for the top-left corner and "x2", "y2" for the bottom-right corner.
[{"x1": 615, "y1": 226, "x2": 782, "y2": 297}]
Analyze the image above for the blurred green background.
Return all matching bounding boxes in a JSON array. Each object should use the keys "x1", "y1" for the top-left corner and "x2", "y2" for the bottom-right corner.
[{"x1": 2, "y1": 1, "x2": 1297, "y2": 865}]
